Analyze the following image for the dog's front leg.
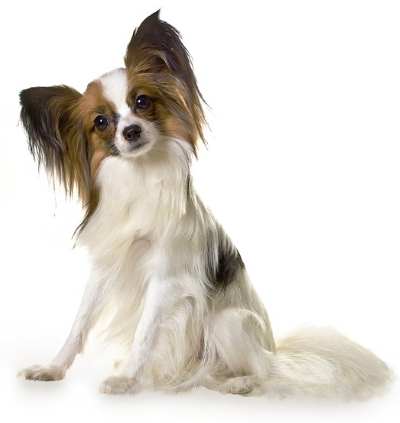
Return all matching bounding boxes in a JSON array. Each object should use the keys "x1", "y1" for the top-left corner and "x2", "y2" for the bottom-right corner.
[
  {"x1": 18, "y1": 271, "x2": 104, "y2": 381},
  {"x1": 100, "y1": 277, "x2": 175, "y2": 394}
]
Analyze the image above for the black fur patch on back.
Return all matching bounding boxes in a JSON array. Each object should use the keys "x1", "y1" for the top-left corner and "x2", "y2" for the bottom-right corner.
[{"x1": 205, "y1": 224, "x2": 245, "y2": 290}]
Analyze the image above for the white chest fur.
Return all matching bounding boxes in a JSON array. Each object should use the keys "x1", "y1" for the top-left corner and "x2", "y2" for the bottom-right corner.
[
  {"x1": 77, "y1": 144, "x2": 195, "y2": 350},
  {"x1": 79, "y1": 141, "x2": 190, "y2": 261}
]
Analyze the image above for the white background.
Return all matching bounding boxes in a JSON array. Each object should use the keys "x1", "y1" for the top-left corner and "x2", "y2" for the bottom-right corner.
[{"x1": 1, "y1": 0, "x2": 399, "y2": 422}]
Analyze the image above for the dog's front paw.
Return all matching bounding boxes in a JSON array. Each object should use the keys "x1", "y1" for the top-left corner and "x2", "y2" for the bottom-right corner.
[
  {"x1": 18, "y1": 365, "x2": 65, "y2": 381},
  {"x1": 100, "y1": 376, "x2": 138, "y2": 395}
]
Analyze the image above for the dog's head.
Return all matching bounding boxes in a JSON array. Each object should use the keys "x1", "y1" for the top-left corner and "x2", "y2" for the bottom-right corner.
[{"x1": 20, "y1": 10, "x2": 205, "y2": 208}]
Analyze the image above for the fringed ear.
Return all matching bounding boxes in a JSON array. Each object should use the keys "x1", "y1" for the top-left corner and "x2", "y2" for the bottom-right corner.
[
  {"x1": 126, "y1": 10, "x2": 192, "y2": 78},
  {"x1": 125, "y1": 10, "x2": 206, "y2": 149},
  {"x1": 20, "y1": 86, "x2": 91, "y2": 203}
]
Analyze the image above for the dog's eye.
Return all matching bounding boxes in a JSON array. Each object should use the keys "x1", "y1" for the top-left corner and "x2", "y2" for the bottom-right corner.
[
  {"x1": 135, "y1": 95, "x2": 152, "y2": 110},
  {"x1": 94, "y1": 115, "x2": 109, "y2": 131}
]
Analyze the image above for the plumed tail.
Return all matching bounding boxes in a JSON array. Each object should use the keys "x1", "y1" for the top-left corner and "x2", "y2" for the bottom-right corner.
[{"x1": 265, "y1": 327, "x2": 392, "y2": 400}]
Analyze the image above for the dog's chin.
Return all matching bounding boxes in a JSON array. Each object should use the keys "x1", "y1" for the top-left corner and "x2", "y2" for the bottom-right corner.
[{"x1": 116, "y1": 140, "x2": 154, "y2": 159}]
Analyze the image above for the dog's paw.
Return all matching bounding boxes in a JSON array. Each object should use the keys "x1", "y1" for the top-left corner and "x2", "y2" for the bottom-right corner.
[
  {"x1": 220, "y1": 376, "x2": 261, "y2": 395},
  {"x1": 18, "y1": 365, "x2": 65, "y2": 381},
  {"x1": 99, "y1": 376, "x2": 138, "y2": 395}
]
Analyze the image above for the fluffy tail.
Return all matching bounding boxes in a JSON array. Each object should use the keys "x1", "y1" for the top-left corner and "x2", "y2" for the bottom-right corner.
[{"x1": 266, "y1": 327, "x2": 392, "y2": 400}]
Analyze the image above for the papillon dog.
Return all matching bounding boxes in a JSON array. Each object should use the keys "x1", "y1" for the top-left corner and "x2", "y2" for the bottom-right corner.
[{"x1": 18, "y1": 10, "x2": 391, "y2": 399}]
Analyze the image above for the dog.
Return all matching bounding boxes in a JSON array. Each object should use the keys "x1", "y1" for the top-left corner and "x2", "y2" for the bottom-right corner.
[{"x1": 18, "y1": 10, "x2": 391, "y2": 398}]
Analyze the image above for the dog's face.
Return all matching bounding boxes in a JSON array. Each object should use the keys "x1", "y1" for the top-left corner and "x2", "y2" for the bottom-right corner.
[
  {"x1": 84, "y1": 68, "x2": 159, "y2": 160},
  {"x1": 79, "y1": 68, "x2": 162, "y2": 167},
  {"x1": 20, "y1": 11, "x2": 205, "y2": 208}
]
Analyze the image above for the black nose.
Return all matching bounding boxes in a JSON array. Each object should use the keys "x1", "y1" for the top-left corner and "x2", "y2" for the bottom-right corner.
[{"x1": 123, "y1": 124, "x2": 142, "y2": 142}]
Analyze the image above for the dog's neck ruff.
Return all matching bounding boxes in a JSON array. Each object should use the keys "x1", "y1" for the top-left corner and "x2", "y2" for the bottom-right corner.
[{"x1": 78, "y1": 137, "x2": 193, "y2": 256}]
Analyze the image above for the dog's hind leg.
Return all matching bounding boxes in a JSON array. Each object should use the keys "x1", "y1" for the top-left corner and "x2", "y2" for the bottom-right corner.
[{"x1": 204, "y1": 307, "x2": 273, "y2": 395}]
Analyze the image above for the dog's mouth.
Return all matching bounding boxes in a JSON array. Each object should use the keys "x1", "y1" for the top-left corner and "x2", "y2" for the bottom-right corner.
[
  {"x1": 128, "y1": 141, "x2": 148, "y2": 151},
  {"x1": 109, "y1": 139, "x2": 151, "y2": 158}
]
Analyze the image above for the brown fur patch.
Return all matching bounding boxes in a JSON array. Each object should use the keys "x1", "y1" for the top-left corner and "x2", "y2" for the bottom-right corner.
[
  {"x1": 74, "y1": 79, "x2": 120, "y2": 234},
  {"x1": 125, "y1": 11, "x2": 206, "y2": 153},
  {"x1": 78, "y1": 80, "x2": 117, "y2": 176}
]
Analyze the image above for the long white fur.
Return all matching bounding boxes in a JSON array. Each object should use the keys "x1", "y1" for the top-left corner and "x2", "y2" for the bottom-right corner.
[{"x1": 19, "y1": 69, "x2": 392, "y2": 399}]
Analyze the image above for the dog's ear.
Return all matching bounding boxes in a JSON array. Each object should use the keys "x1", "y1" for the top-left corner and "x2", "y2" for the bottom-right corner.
[
  {"x1": 20, "y1": 86, "x2": 91, "y2": 202},
  {"x1": 125, "y1": 10, "x2": 192, "y2": 78}
]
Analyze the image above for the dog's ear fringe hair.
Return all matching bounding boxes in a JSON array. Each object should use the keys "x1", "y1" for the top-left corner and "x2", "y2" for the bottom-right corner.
[
  {"x1": 125, "y1": 10, "x2": 207, "y2": 151},
  {"x1": 19, "y1": 86, "x2": 92, "y2": 205}
]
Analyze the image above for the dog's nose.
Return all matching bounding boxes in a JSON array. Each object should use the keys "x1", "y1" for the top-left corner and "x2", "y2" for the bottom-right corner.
[{"x1": 123, "y1": 124, "x2": 142, "y2": 142}]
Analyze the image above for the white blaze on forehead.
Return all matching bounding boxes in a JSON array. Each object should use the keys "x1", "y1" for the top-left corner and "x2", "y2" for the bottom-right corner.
[{"x1": 99, "y1": 68, "x2": 130, "y2": 115}]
